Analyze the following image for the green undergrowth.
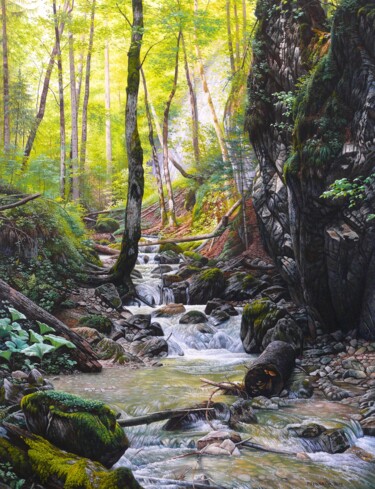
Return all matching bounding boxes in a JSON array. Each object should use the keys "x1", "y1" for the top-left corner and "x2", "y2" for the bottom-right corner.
[
  {"x1": 78, "y1": 315, "x2": 112, "y2": 334},
  {"x1": 0, "y1": 193, "x2": 98, "y2": 310}
]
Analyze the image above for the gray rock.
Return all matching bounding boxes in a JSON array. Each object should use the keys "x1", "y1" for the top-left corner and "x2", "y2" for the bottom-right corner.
[
  {"x1": 179, "y1": 310, "x2": 208, "y2": 324},
  {"x1": 95, "y1": 283, "x2": 121, "y2": 309}
]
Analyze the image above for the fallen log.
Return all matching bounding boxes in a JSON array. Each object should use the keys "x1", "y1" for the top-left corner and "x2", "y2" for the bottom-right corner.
[
  {"x1": 200, "y1": 378, "x2": 246, "y2": 396},
  {"x1": 244, "y1": 341, "x2": 296, "y2": 397},
  {"x1": 0, "y1": 278, "x2": 101, "y2": 372},
  {"x1": 117, "y1": 407, "x2": 215, "y2": 427},
  {"x1": 241, "y1": 440, "x2": 297, "y2": 456},
  {"x1": 0, "y1": 193, "x2": 41, "y2": 211},
  {"x1": 94, "y1": 243, "x2": 120, "y2": 255}
]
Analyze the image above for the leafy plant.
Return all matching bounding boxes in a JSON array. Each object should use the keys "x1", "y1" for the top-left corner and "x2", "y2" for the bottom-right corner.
[{"x1": 0, "y1": 462, "x2": 25, "y2": 489}]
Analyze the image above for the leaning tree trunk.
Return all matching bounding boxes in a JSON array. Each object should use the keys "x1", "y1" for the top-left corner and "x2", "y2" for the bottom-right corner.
[
  {"x1": 69, "y1": 26, "x2": 79, "y2": 201},
  {"x1": 111, "y1": 0, "x2": 144, "y2": 289},
  {"x1": 79, "y1": 0, "x2": 96, "y2": 198},
  {"x1": 53, "y1": 0, "x2": 67, "y2": 199},
  {"x1": 0, "y1": 278, "x2": 101, "y2": 372},
  {"x1": 244, "y1": 341, "x2": 296, "y2": 397},
  {"x1": 140, "y1": 67, "x2": 167, "y2": 226},
  {"x1": 226, "y1": 0, "x2": 236, "y2": 75},
  {"x1": 22, "y1": 0, "x2": 70, "y2": 171},
  {"x1": 105, "y1": 38, "x2": 113, "y2": 194},
  {"x1": 1, "y1": 0, "x2": 10, "y2": 152},
  {"x1": 163, "y1": 31, "x2": 181, "y2": 228}
]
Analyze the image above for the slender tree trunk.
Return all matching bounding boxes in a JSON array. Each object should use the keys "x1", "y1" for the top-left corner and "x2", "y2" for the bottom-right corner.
[
  {"x1": 226, "y1": 0, "x2": 235, "y2": 75},
  {"x1": 194, "y1": 0, "x2": 229, "y2": 164},
  {"x1": 79, "y1": 0, "x2": 96, "y2": 197},
  {"x1": 181, "y1": 32, "x2": 200, "y2": 167},
  {"x1": 76, "y1": 32, "x2": 86, "y2": 107},
  {"x1": 163, "y1": 31, "x2": 181, "y2": 228},
  {"x1": 53, "y1": 0, "x2": 66, "y2": 199},
  {"x1": 22, "y1": 0, "x2": 70, "y2": 170},
  {"x1": 233, "y1": 0, "x2": 240, "y2": 67},
  {"x1": 242, "y1": 0, "x2": 246, "y2": 57},
  {"x1": 111, "y1": 0, "x2": 144, "y2": 288},
  {"x1": 104, "y1": 39, "x2": 113, "y2": 191},
  {"x1": 140, "y1": 67, "x2": 167, "y2": 226},
  {"x1": 1, "y1": 0, "x2": 10, "y2": 152},
  {"x1": 69, "y1": 23, "x2": 79, "y2": 201}
]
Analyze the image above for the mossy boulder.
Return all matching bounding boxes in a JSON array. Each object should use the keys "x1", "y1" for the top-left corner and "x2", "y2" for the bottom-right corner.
[
  {"x1": 78, "y1": 315, "x2": 112, "y2": 335},
  {"x1": 95, "y1": 283, "x2": 122, "y2": 309},
  {"x1": 189, "y1": 268, "x2": 227, "y2": 305},
  {"x1": 183, "y1": 251, "x2": 208, "y2": 265},
  {"x1": 95, "y1": 218, "x2": 120, "y2": 233},
  {"x1": 21, "y1": 390, "x2": 129, "y2": 468},
  {"x1": 154, "y1": 250, "x2": 180, "y2": 264},
  {"x1": 240, "y1": 299, "x2": 284, "y2": 353},
  {"x1": 159, "y1": 243, "x2": 183, "y2": 254},
  {"x1": 179, "y1": 310, "x2": 208, "y2": 324}
]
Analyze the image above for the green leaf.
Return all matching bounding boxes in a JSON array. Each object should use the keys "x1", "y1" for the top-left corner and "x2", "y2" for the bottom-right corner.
[
  {"x1": 8, "y1": 307, "x2": 26, "y2": 321},
  {"x1": 0, "y1": 318, "x2": 11, "y2": 328},
  {"x1": 44, "y1": 334, "x2": 76, "y2": 350},
  {"x1": 37, "y1": 321, "x2": 55, "y2": 335},
  {"x1": 0, "y1": 350, "x2": 12, "y2": 361},
  {"x1": 29, "y1": 330, "x2": 44, "y2": 344},
  {"x1": 23, "y1": 343, "x2": 56, "y2": 360}
]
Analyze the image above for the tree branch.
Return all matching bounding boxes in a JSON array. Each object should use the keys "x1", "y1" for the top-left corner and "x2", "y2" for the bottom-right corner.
[{"x1": 0, "y1": 193, "x2": 41, "y2": 211}]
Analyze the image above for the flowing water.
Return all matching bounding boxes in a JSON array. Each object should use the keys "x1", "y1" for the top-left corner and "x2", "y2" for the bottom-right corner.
[{"x1": 52, "y1": 250, "x2": 375, "y2": 488}]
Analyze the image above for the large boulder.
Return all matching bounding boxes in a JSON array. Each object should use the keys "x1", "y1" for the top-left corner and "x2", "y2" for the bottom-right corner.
[
  {"x1": 152, "y1": 303, "x2": 186, "y2": 317},
  {"x1": 21, "y1": 390, "x2": 128, "y2": 468},
  {"x1": 95, "y1": 283, "x2": 122, "y2": 309},
  {"x1": 189, "y1": 268, "x2": 226, "y2": 304},
  {"x1": 130, "y1": 337, "x2": 168, "y2": 359},
  {"x1": 179, "y1": 310, "x2": 208, "y2": 324},
  {"x1": 262, "y1": 317, "x2": 303, "y2": 354}
]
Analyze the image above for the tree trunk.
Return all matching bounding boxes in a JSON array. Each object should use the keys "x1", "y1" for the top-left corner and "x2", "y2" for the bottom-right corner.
[
  {"x1": 242, "y1": 0, "x2": 246, "y2": 57},
  {"x1": 105, "y1": 38, "x2": 113, "y2": 193},
  {"x1": 244, "y1": 341, "x2": 296, "y2": 397},
  {"x1": 226, "y1": 0, "x2": 235, "y2": 75},
  {"x1": 140, "y1": 67, "x2": 167, "y2": 226},
  {"x1": 111, "y1": 0, "x2": 144, "y2": 289},
  {"x1": 181, "y1": 32, "x2": 200, "y2": 166},
  {"x1": 118, "y1": 407, "x2": 215, "y2": 427},
  {"x1": 194, "y1": 0, "x2": 229, "y2": 164},
  {"x1": 22, "y1": 0, "x2": 70, "y2": 170},
  {"x1": 69, "y1": 24, "x2": 79, "y2": 201},
  {"x1": 163, "y1": 31, "x2": 181, "y2": 228},
  {"x1": 233, "y1": 0, "x2": 240, "y2": 67},
  {"x1": 0, "y1": 278, "x2": 101, "y2": 372},
  {"x1": 79, "y1": 0, "x2": 96, "y2": 197},
  {"x1": 1, "y1": 0, "x2": 10, "y2": 152},
  {"x1": 53, "y1": 0, "x2": 66, "y2": 199}
]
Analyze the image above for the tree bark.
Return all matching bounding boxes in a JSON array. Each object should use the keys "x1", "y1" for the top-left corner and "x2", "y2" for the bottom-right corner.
[
  {"x1": 118, "y1": 407, "x2": 215, "y2": 427},
  {"x1": 111, "y1": 0, "x2": 144, "y2": 288},
  {"x1": 69, "y1": 17, "x2": 79, "y2": 201},
  {"x1": 53, "y1": 0, "x2": 67, "y2": 199},
  {"x1": 244, "y1": 341, "x2": 296, "y2": 397},
  {"x1": 163, "y1": 31, "x2": 181, "y2": 228},
  {"x1": 140, "y1": 67, "x2": 167, "y2": 226},
  {"x1": 1, "y1": 0, "x2": 10, "y2": 151},
  {"x1": 0, "y1": 278, "x2": 101, "y2": 372},
  {"x1": 226, "y1": 0, "x2": 236, "y2": 75},
  {"x1": 194, "y1": 0, "x2": 229, "y2": 164},
  {"x1": 0, "y1": 193, "x2": 40, "y2": 211},
  {"x1": 22, "y1": 0, "x2": 70, "y2": 170},
  {"x1": 233, "y1": 0, "x2": 240, "y2": 67},
  {"x1": 242, "y1": 0, "x2": 246, "y2": 57},
  {"x1": 105, "y1": 38, "x2": 113, "y2": 192},
  {"x1": 181, "y1": 31, "x2": 200, "y2": 166},
  {"x1": 79, "y1": 0, "x2": 96, "y2": 197}
]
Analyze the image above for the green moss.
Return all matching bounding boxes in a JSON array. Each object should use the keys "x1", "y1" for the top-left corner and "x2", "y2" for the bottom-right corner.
[
  {"x1": 95, "y1": 218, "x2": 120, "y2": 233},
  {"x1": 26, "y1": 436, "x2": 142, "y2": 489},
  {"x1": 200, "y1": 268, "x2": 224, "y2": 283},
  {"x1": 0, "y1": 438, "x2": 31, "y2": 477},
  {"x1": 159, "y1": 243, "x2": 183, "y2": 254},
  {"x1": 78, "y1": 315, "x2": 112, "y2": 334},
  {"x1": 243, "y1": 298, "x2": 271, "y2": 319},
  {"x1": 242, "y1": 274, "x2": 257, "y2": 289},
  {"x1": 183, "y1": 251, "x2": 208, "y2": 264}
]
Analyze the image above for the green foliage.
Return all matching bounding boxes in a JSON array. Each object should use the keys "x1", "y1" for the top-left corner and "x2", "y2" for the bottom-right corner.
[
  {"x1": 0, "y1": 462, "x2": 25, "y2": 489},
  {"x1": 78, "y1": 315, "x2": 112, "y2": 334},
  {"x1": 95, "y1": 217, "x2": 120, "y2": 233},
  {"x1": 321, "y1": 174, "x2": 375, "y2": 220},
  {"x1": 159, "y1": 243, "x2": 183, "y2": 254}
]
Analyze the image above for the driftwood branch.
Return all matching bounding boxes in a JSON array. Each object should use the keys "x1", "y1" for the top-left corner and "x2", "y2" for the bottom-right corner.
[
  {"x1": 137, "y1": 476, "x2": 227, "y2": 489},
  {"x1": 0, "y1": 193, "x2": 41, "y2": 211},
  {"x1": 93, "y1": 243, "x2": 120, "y2": 255},
  {"x1": 118, "y1": 407, "x2": 215, "y2": 427},
  {"x1": 200, "y1": 377, "x2": 245, "y2": 396},
  {"x1": 241, "y1": 441, "x2": 297, "y2": 456}
]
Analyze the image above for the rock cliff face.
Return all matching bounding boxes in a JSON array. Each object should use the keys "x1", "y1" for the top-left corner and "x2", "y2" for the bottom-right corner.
[{"x1": 247, "y1": 0, "x2": 375, "y2": 338}]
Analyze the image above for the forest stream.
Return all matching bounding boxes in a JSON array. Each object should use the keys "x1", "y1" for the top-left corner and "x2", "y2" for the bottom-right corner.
[{"x1": 51, "y1": 246, "x2": 375, "y2": 489}]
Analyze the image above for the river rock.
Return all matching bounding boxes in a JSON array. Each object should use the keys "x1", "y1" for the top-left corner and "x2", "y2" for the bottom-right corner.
[
  {"x1": 210, "y1": 309, "x2": 231, "y2": 325},
  {"x1": 152, "y1": 303, "x2": 186, "y2": 317},
  {"x1": 360, "y1": 416, "x2": 375, "y2": 436},
  {"x1": 95, "y1": 283, "x2": 122, "y2": 309},
  {"x1": 130, "y1": 337, "x2": 168, "y2": 358},
  {"x1": 262, "y1": 317, "x2": 303, "y2": 355},
  {"x1": 197, "y1": 430, "x2": 242, "y2": 451},
  {"x1": 229, "y1": 399, "x2": 258, "y2": 425},
  {"x1": 3, "y1": 374, "x2": 53, "y2": 406},
  {"x1": 205, "y1": 300, "x2": 239, "y2": 316},
  {"x1": 189, "y1": 268, "x2": 226, "y2": 304},
  {"x1": 151, "y1": 264, "x2": 174, "y2": 274},
  {"x1": 286, "y1": 423, "x2": 326, "y2": 438},
  {"x1": 72, "y1": 326, "x2": 104, "y2": 345},
  {"x1": 318, "y1": 429, "x2": 351, "y2": 454},
  {"x1": 179, "y1": 310, "x2": 208, "y2": 324},
  {"x1": 21, "y1": 390, "x2": 129, "y2": 467},
  {"x1": 155, "y1": 250, "x2": 180, "y2": 264}
]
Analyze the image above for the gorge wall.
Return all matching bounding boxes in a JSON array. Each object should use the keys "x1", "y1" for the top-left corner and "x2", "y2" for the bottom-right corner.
[{"x1": 246, "y1": 0, "x2": 375, "y2": 338}]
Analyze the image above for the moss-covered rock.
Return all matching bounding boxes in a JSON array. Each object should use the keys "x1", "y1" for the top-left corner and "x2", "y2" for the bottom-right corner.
[
  {"x1": 159, "y1": 243, "x2": 183, "y2": 254},
  {"x1": 183, "y1": 251, "x2": 208, "y2": 265},
  {"x1": 21, "y1": 390, "x2": 128, "y2": 468},
  {"x1": 189, "y1": 268, "x2": 226, "y2": 305},
  {"x1": 78, "y1": 315, "x2": 112, "y2": 335},
  {"x1": 95, "y1": 218, "x2": 120, "y2": 233},
  {"x1": 95, "y1": 283, "x2": 122, "y2": 309},
  {"x1": 0, "y1": 436, "x2": 32, "y2": 478},
  {"x1": 179, "y1": 310, "x2": 208, "y2": 324}
]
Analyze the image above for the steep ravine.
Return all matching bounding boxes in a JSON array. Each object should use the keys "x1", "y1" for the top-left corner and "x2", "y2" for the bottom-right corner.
[{"x1": 246, "y1": 0, "x2": 375, "y2": 338}]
